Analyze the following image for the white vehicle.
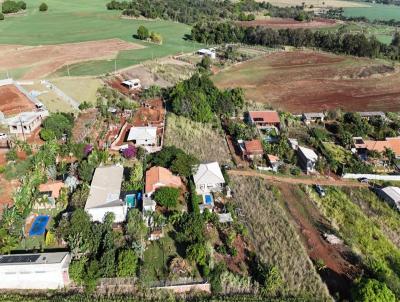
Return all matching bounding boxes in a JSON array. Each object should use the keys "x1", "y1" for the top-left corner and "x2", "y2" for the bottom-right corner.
[{"x1": 0, "y1": 133, "x2": 7, "y2": 140}]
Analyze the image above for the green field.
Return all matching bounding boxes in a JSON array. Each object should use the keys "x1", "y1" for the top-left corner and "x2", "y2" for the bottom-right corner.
[
  {"x1": 344, "y1": 3, "x2": 400, "y2": 21},
  {"x1": 0, "y1": 0, "x2": 203, "y2": 76}
]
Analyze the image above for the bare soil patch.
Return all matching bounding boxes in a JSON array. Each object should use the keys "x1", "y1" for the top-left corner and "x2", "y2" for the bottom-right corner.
[
  {"x1": 238, "y1": 18, "x2": 338, "y2": 29},
  {"x1": 214, "y1": 50, "x2": 400, "y2": 113},
  {"x1": 0, "y1": 84, "x2": 35, "y2": 116},
  {"x1": 0, "y1": 39, "x2": 144, "y2": 80}
]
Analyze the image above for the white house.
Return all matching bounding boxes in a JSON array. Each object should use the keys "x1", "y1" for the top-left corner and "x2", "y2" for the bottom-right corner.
[
  {"x1": 378, "y1": 186, "x2": 400, "y2": 211},
  {"x1": 302, "y1": 112, "x2": 325, "y2": 125},
  {"x1": 122, "y1": 79, "x2": 141, "y2": 90},
  {"x1": 298, "y1": 146, "x2": 318, "y2": 173},
  {"x1": 127, "y1": 126, "x2": 157, "y2": 147},
  {"x1": 193, "y1": 162, "x2": 225, "y2": 195},
  {"x1": 197, "y1": 48, "x2": 216, "y2": 59},
  {"x1": 0, "y1": 252, "x2": 71, "y2": 290},
  {"x1": 85, "y1": 165, "x2": 127, "y2": 223},
  {"x1": 4, "y1": 110, "x2": 49, "y2": 135}
]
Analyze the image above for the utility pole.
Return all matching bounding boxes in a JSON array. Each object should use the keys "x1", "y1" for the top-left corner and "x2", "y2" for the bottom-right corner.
[
  {"x1": 67, "y1": 65, "x2": 70, "y2": 77},
  {"x1": 114, "y1": 59, "x2": 117, "y2": 74}
]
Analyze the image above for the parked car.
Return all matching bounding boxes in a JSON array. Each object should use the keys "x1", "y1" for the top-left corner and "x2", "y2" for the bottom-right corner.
[
  {"x1": 358, "y1": 177, "x2": 369, "y2": 184},
  {"x1": 315, "y1": 185, "x2": 326, "y2": 197},
  {"x1": 0, "y1": 133, "x2": 7, "y2": 140}
]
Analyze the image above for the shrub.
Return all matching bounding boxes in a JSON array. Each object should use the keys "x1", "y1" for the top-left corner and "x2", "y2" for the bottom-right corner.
[
  {"x1": 122, "y1": 145, "x2": 137, "y2": 159},
  {"x1": 137, "y1": 25, "x2": 149, "y2": 40},
  {"x1": 17, "y1": 1, "x2": 26, "y2": 9},
  {"x1": 150, "y1": 31, "x2": 162, "y2": 44},
  {"x1": 0, "y1": 13, "x2": 4, "y2": 20},
  {"x1": 154, "y1": 187, "x2": 180, "y2": 209},
  {"x1": 2, "y1": 0, "x2": 21, "y2": 13},
  {"x1": 39, "y1": 2, "x2": 47, "y2": 11},
  {"x1": 78, "y1": 101, "x2": 93, "y2": 110},
  {"x1": 117, "y1": 249, "x2": 138, "y2": 277}
]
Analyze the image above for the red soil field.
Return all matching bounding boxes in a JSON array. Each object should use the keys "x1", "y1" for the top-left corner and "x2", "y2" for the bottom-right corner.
[
  {"x1": 0, "y1": 84, "x2": 35, "y2": 116},
  {"x1": 213, "y1": 51, "x2": 400, "y2": 113},
  {"x1": 0, "y1": 39, "x2": 144, "y2": 79},
  {"x1": 238, "y1": 17, "x2": 338, "y2": 29}
]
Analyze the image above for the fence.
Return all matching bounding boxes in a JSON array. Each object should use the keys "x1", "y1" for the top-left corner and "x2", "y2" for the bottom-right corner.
[
  {"x1": 41, "y1": 80, "x2": 80, "y2": 109},
  {"x1": 342, "y1": 173, "x2": 400, "y2": 181}
]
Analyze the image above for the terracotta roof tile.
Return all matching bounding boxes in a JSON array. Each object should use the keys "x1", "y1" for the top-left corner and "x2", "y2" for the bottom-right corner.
[
  {"x1": 145, "y1": 166, "x2": 182, "y2": 194},
  {"x1": 249, "y1": 111, "x2": 280, "y2": 124},
  {"x1": 244, "y1": 139, "x2": 264, "y2": 154}
]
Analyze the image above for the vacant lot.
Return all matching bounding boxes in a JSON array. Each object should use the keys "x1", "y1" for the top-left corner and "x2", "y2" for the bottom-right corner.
[
  {"x1": 51, "y1": 77, "x2": 103, "y2": 105},
  {"x1": 213, "y1": 51, "x2": 400, "y2": 113},
  {"x1": 238, "y1": 18, "x2": 338, "y2": 29},
  {"x1": 164, "y1": 114, "x2": 232, "y2": 164},
  {"x1": 230, "y1": 176, "x2": 331, "y2": 300},
  {"x1": 0, "y1": 84, "x2": 35, "y2": 115},
  {"x1": 0, "y1": 39, "x2": 143, "y2": 79}
]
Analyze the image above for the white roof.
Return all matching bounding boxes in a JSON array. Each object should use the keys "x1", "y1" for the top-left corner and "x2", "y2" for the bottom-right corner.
[
  {"x1": 122, "y1": 79, "x2": 140, "y2": 85},
  {"x1": 298, "y1": 146, "x2": 318, "y2": 161},
  {"x1": 198, "y1": 48, "x2": 215, "y2": 55},
  {"x1": 5, "y1": 110, "x2": 48, "y2": 126},
  {"x1": 127, "y1": 126, "x2": 157, "y2": 142},
  {"x1": 85, "y1": 165, "x2": 124, "y2": 210},
  {"x1": 193, "y1": 162, "x2": 225, "y2": 185},
  {"x1": 303, "y1": 112, "x2": 325, "y2": 119},
  {"x1": 381, "y1": 186, "x2": 400, "y2": 203}
]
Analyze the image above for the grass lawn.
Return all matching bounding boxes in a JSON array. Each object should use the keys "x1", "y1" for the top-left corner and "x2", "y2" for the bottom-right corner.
[
  {"x1": 164, "y1": 113, "x2": 232, "y2": 164},
  {"x1": 140, "y1": 233, "x2": 178, "y2": 284},
  {"x1": 51, "y1": 77, "x2": 104, "y2": 104},
  {"x1": 344, "y1": 3, "x2": 400, "y2": 21},
  {"x1": 0, "y1": 0, "x2": 204, "y2": 76}
]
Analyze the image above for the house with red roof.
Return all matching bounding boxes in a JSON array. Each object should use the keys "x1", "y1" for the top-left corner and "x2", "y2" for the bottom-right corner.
[
  {"x1": 248, "y1": 111, "x2": 280, "y2": 129},
  {"x1": 239, "y1": 139, "x2": 264, "y2": 160},
  {"x1": 145, "y1": 166, "x2": 183, "y2": 196}
]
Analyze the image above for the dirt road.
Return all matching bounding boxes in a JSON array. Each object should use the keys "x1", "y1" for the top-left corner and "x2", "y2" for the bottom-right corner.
[
  {"x1": 277, "y1": 184, "x2": 361, "y2": 300},
  {"x1": 228, "y1": 169, "x2": 368, "y2": 188}
]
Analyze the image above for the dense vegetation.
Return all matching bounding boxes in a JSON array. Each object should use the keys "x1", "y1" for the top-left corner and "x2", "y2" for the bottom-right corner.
[
  {"x1": 191, "y1": 22, "x2": 400, "y2": 60},
  {"x1": 1, "y1": 0, "x2": 26, "y2": 14},
  {"x1": 105, "y1": 0, "x2": 311, "y2": 25}
]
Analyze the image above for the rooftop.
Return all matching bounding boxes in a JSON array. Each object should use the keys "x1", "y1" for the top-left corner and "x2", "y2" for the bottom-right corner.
[
  {"x1": 85, "y1": 165, "x2": 124, "y2": 210},
  {"x1": 145, "y1": 166, "x2": 182, "y2": 194},
  {"x1": 244, "y1": 139, "x2": 263, "y2": 154},
  {"x1": 0, "y1": 252, "x2": 68, "y2": 266},
  {"x1": 381, "y1": 186, "x2": 400, "y2": 203},
  {"x1": 5, "y1": 110, "x2": 48, "y2": 126},
  {"x1": 127, "y1": 126, "x2": 157, "y2": 141},
  {"x1": 249, "y1": 111, "x2": 280, "y2": 124},
  {"x1": 303, "y1": 112, "x2": 325, "y2": 119},
  {"x1": 193, "y1": 162, "x2": 225, "y2": 185},
  {"x1": 38, "y1": 181, "x2": 64, "y2": 199},
  {"x1": 298, "y1": 146, "x2": 318, "y2": 161}
]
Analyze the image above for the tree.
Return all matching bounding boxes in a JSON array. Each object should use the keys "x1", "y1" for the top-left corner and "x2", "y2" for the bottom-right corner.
[
  {"x1": 117, "y1": 249, "x2": 138, "y2": 277},
  {"x1": 125, "y1": 209, "x2": 148, "y2": 244},
  {"x1": 39, "y1": 2, "x2": 47, "y2": 11},
  {"x1": 137, "y1": 25, "x2": 149, "y2": 40},
  {"x1": 352, "y1": 278, "x2": 395, "y2": 302},
  {"x1": 0, "y1": 13, "x2": 4, "y2": 20},
  {"x1": 150, "y1": 31, "x2": 162, "y2": 44},
  {"x1": 78, "y1": 160, "x2": 95, "y2": 183},
  {"x1": 17, "y1": 1, "x2": 26, "y2": 9},
  {"x1": 70, "y1": 185, "x2": 90, "y2": 209},
  {"x1": 40, "y1": 113, "x2": 73, "y2": 140},
  {"x1": 186, "y1": 242, "x2": 207, "y2": 266},
  {"x1": 154, "y1": 187, "x2": 180, "y2": 209},
  {"x1": 69, "y1": 257, "x2": 88, "y2": 285}
]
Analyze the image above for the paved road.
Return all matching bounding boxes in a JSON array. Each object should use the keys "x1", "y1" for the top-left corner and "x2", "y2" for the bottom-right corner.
[{"x1": 228, "y1": 169, "x2": 368, "y2": 188}]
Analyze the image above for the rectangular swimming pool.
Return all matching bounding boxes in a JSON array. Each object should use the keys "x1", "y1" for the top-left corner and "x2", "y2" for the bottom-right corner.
[{"x1": 29, "y1": 215, "x2": 50, "y2": 237}]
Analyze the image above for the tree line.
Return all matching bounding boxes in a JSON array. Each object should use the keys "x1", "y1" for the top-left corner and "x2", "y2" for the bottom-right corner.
[
  {"x1": 105, "y1": 0, "x2": 312, "y2": 25},
  {"x1": 191, "y1": 21, "x2": 400, "y2": 60}
]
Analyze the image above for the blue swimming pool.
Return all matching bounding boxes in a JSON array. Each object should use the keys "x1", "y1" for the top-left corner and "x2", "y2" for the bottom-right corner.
[
  {"x1": 29, "y1": 215, "x2": 50, "y2": 237},
  {"x1": 205, "y1": 194, "x2": 213, "y2": 205}
]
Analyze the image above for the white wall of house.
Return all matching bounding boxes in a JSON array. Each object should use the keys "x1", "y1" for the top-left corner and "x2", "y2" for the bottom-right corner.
[
  {"x1": 195, "y1": 182, "x2": 224, "y2": 195},
  {"x1": 0, "y1": 255, "x2": 70, "y2": 289},
  {"x1": 87, "y1": 205, "x2": 127, "y2": 223}
]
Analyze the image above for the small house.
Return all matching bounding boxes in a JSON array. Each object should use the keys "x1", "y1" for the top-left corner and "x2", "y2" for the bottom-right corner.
[
  {"x1": 358, "y1": 111, "x2": 385, "y2": 120},
  {"x1": 288, "y1": 138, "x2": 299, "y2": 150},
  {"x1": 85, "y1": 165, "x2": 127, "y2": 223},
  {"x1": 302, "y1": 112, "x2": 325, "y2": 125},
  {"x1": 121, "y1": 79, "x2": 141, "y2": 90},
  {"x1": 35, "y1": 181, "x2": 65, "y2": 210},
  {"x1": 298, "y1": 146, "x2": 318, "y2": 173},
  {"x1": 248, "y1": 111, "x2": 280, "y2": 129},
  {"x1": 193, "y1": 162, "x2": 225, "y2": 195},
  {"x1": 378, "y1": 186, "x2": 400, "y2": 211},
  {"x1": 5, "y1": 110, "x2": 49, "y2": 135},
  {"x1": 145, "y1": 166, "x2": 182, "y2": 196},
  {"x1": 197, "y1": 48, "x2": 216, "y2": 59},
  {"x1": 243, "y1": 139, "x2": 264, "y2": 160},
  {"x1": 267, "y1": 154, "x2": 281, "y2": 172},
  {"x1": 0, "y1": 252, "x2": 71, "y2": 290},
  {"x1": 127, "y1": 126, "x2": 157, "y2": 147}
]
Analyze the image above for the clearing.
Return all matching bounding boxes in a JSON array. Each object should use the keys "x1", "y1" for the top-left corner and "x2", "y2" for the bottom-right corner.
[
  {"x1": 0, "y1": 84, "x2": 35, "y2": 115},
  {"x1": 343, "y1": 3, "x2": 400, "y2": 21},
  {"x1": 277, "y1": 184, "x2": 360, "y2": 300},
  {"x1": 213, "y1": 50, "x2": 400, "y2": 113},
  {"x1": 230, "y1": 175, "x2": 331, "y2": 300},
  {"x1": 0, "y1": 39, "x2": 143, "y2": 80},
  {"x1": 238, "y1": 18, "x2": 338, "y2": 29},
  {"x1": 164, "y1": 114, "x2": 232, "y2": 164}
]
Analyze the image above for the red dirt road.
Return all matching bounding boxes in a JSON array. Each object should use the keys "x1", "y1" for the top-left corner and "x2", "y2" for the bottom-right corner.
[
  {"x1": 277, "y1": 184, "x2": 360, "y2": 299},
  {"x1": 238, "y1": 18, "x2": 338, "y2": 29},
  {"x1": 0, "y1": 84, "x2": 35, "y2": 115},
  {"x1": 214, "y1": 51, "x2": 400, "y2": 113}
]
